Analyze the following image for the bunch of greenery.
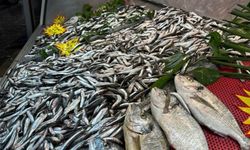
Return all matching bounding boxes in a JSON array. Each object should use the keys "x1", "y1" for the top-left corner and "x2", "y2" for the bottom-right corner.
[
  {"x1": 199, "y1": 3, "x2": 250, "y2": 83},
  {"x1": 77, "y1": 0, "x2": 125, "y2": 20},
  {"x1": 153, "y1": 2, "x2": 250, "y2": 88}
]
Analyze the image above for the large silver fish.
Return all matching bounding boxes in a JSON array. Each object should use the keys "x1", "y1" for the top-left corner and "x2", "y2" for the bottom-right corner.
[
  {"x1": 123, "y1": 103, "x2": 168, "y2": 150},
  {"x1": 150, "y1": 87, "x2": 208, "y2": 150},
  {"x1": 174, "y1": 74, "x2": 250, "y2": 150}
]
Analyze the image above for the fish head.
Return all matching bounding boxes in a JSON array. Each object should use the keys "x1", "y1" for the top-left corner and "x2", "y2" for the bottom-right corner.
[
  {"x1": 174, "y1": 74, "x2": 199, "y2": 93},
  {"x1": 150, "y1": 88, "x2": 170, "y2": 110},
  {"x1": 89, "y1": 137, "x2": 108, "y2": 150},
  {"x1": 125, "y1": 104, "x2": 153, "y2": 134}
]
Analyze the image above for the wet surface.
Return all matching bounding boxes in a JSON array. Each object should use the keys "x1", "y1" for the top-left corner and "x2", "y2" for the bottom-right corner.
[{"x1": 0, "y1": 2, "x2": 27, "y2": 77}]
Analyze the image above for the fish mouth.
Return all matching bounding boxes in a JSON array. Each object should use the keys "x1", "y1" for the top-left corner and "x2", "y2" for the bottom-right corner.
[
  {"x1": 125, "y1": 104, "x2": 153, "y2": 134},
  {"x1": 125, "y1": 121, "x2": 153, "y2": 135},
  {"x1": 151, "y1": 100, "x2": 163, "y2": 109},
  {"x1": 150, "y1": 88, "x2": 168, "y2": 109}
]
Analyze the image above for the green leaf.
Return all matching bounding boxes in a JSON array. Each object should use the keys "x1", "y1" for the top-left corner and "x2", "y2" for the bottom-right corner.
[
  {"x1": 220, "y1": 71, "x2": 250, "y2": 80},
  {"x1": 209, "y1": 32, "x2": 222, "y2": 45},
  {"x1": 191, "y1": 67, "x2": 221, "y2": 85},
  {"x1": 208, "y1": 56, "x2": 235, "y2": 63},
  {"x1": 172, "y1": 58, "x2": 188, "y2": 73},
  {"x1": 208, "y1": 56, "x2": 250, "y2": 62},
  {"x1": 152, "y1": 52, "x2": 188, "y2": 88},
  {"x1": 231, "y1": 9, "x2": 250, "y2": 20},
  {"x1": 39, "y1": 49, "x2": 49, "y2": 59},
  {"x1": 211, "y1": 60, "x2": 250, "y2": 71},
  {"x1": 231, "y1": 18, "x2": 243, "y2": 24},
  {"x1": 164, "y1": 52, "x2": 184, "y2": 71},
  {"x1": 146, "y1": 10, "x2": 155, "y2": 19},
  {"x1": 222, "y1": 40, "x2": 250, "y2": 53},
  {"x1": 81, "y1": 4, "x2": 94, "y2": 20},
  {"x1": 208, "y1": 32, "x2": 223, "y2": 57},
  {"x1": 225, "y1": 20, "x2": 250, "y2": 30},
  {"x1": 218, "y1": 26, "x2": 250, "y2": 39},
  {"x1": 151, "y1": 73, "x2": 173, "y2": 89},
  {"x1": 204, "y1": 2, "x2": 250, "y2": 82},
  {"x1": 78, "y1": 0, "x2": 125, "y2": 21},
  {"x1": 238, "y1": 4, "x2": 250, "y2": 12},
  {"x1": 95, "y1": 0, "x2": 124, "y2": 16},
  {"x1": 153, "y1": 53, "x2": 188, "y2": 88},
  {"x1": 83, "y1": 4, "x2": 92, "y2": 11}
]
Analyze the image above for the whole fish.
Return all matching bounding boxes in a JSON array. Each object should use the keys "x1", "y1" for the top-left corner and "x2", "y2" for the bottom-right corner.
[
  {"x1": 174, "y1": 74, "x2": 250, "y2": 150},
  {"x1": 123, "y1": 103, "x2": 168, "y2": 150},
  {"x1": 150, "y1": 87, "x2": 208, "y2": 150}
]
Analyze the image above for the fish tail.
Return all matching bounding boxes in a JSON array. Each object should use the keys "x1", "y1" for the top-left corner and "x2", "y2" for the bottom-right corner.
[{"x1": 239, "y1": 137, "x2": 250, "y2": 150}]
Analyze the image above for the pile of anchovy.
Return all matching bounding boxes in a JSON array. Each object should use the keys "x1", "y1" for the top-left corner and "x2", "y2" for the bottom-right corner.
[{"x1": 0, "y1": 5, "x2": 239, "y2": 150}]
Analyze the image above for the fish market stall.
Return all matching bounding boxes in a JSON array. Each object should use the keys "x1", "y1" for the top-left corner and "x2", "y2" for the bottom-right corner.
[{"x1": 0, "y1": 0, "x2": 250, "y2": 149}]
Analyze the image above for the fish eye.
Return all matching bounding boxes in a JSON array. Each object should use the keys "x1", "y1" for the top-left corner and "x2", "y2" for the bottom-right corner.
[
  {"x1": 197, "y1": 86, "x2": 204, "y2": 91},
  {"x1": 186, "y1": 76, "x2": 193, "y2": 81},
  {"x1": 141, "y1": 112, "x2": 146, "y2": 119}
]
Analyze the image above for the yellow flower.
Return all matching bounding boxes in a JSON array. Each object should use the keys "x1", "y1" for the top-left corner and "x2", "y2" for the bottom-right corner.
[
  {"x1": 236, "y1": 89, "x2": 250, "y2": 135},
  {"x1": 44, "y1": 24, "x2": 66, "y2": 37},
  {"x1": 55, "y1": 37, "x2": 80, "y2": 56},
  {"x1": 53, "y1": 15, "x2": 65, "y2": 24}
]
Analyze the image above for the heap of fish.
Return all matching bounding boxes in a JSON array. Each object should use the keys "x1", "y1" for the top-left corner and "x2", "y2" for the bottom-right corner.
[{"x1": 0, "y1": 5, "x2": 248, "y2": 150}]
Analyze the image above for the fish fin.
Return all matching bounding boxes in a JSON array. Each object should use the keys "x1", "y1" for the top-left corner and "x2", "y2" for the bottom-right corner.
[
  {"x1": 238, "y1": 107, "x2": 250, "y2": 115},
  {"x1": 239, "y1": 136, "x2": 250, "y2": 150},
  {"x1": 211, "y1": 130, "x2": 227, "y2": 137},
  {"x1": 170, "y1": 92, "x2": 191, "y2": 114},
  {"x1": 243, "y1": 89, "x2": 250, "y2": 97},
  {"x1": 243, "y1": 117, "x2": 250, "y2": 125},
  {"x1": 191, "y1": 94, "x2": 218, "y2": 112},
  {"x1": 163, "y1": 92, "x2": 170, "y2": 113},
  {"x1": 236, "y1": 95, "x2": 250, "y2": 107}
]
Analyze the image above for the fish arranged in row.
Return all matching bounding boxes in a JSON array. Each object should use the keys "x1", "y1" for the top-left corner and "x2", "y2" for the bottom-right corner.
[
  {"x1": 125, "y1": 76, "x2": 249, "y2": 150},
  {"x1": 150, "y1": 88, "x2": 208, "y2": 150}
]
